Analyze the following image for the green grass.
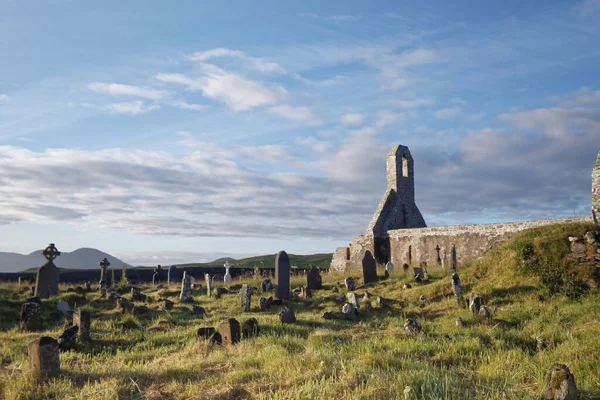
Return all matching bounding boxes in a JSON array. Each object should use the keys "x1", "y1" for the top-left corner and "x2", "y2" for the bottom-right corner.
[{"x1": 1, "y1": 223, "x2": 599, "y2": 399}]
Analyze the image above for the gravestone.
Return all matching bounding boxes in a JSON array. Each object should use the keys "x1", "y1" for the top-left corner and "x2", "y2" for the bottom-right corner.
[
  {"x1": 413, "y1": 267, "x2": 423, "y2": 282},
  {"x1": 168, "y1": 265, "x2": 178, "y2": 284},
  {"x1": 58, "y1": 326, "x2": 78, "y2": 351},
  {"x1": 56, "y1": 301, "x2": 72, "y2": 316},
  {"x1": 306, "y1": 266, "x2": 322, "y2": 290},
  {"x1": 224, "y1": 262, "x2": 232, "y2": 283},
  {"x1": 242, "y1": 318, "x2": 259, "y2": 339},
  {"x1": 99, "y1": 257, "x2": 110, "y2": 289},
  {"x1": 346, "y1": 292, "x2": 360, "y2": 312},
  {"x1": 404, "y1": 318, "x2": 422, "y2": 335},
  {"x1": 258, "y1": 297, "x2": 267, "y2": 311},
  {"x1": 451, "y1": 273, "x2": 463, "y2": 297},
  {"x1": 451, "y1": 244, "x2": 457, "y2": 271},
  {"x1": 275, "y1": 251, "x2": 290, "y2": 300},
  {"x1": 540, "y1": 364, "x2": 577, "y2": 400},
  {"x1": 385, "y1": 261, "x2": 394, "y2": 275},
  {"x1": 279, "y1": 306, "x2": 296, "y2": 323},
  {"x1": 362, "y1": 250, "x2": 377, "y2": 284},
  {"x1": 29, "y1": 336, "x2": 60, "y2": 378},
  {"x1": 469, "y1": 293, "x2": 484, "y2": 314},
  {"x1": 435, "y1": 245, "x2": 441, "y2": 265},
  {"x1": 218, "y1": 318, "x2": 241, "y2": 345},
  {"x1": 34, "y1": 243, "x2": 60, "y2": 299},
  {"x1": 205, "y1": 273, "x2": 212, "y2": 297},
  {"x1": 180, "y1": 272, "x2": 193, "y2": 303},
  {"x1": 344, "y1": 277, "x2": 356, "y2": 291},
  {"x1": 240, "y1": 284, "x2": 252, "y2": 312},
  {"x1": 20, "y1": 302, "x2": 43, "y2": 331},
  {"x1": 341, "y1": 303, "x2": 358, "y2": 321},
  {"x1": 192, "y1": 305, "x2": 206, "y2": 317},
  {"x1": 261, "y1": 278, "x2": 273, "y2": 292},
  {"x1": 73, "y1": 309, "x2": 90, "y2": 342},
  {"x1": 197, "y1": 327, "x2": 216, "y2": 339}
]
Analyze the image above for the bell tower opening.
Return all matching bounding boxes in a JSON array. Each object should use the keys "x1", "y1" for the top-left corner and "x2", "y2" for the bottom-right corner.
[{"x1": 402, "y1": 156, "x2": 409, "y2": 177}]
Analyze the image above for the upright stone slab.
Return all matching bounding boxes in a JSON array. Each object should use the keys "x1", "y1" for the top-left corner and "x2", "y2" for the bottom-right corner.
[
  {"x1": 205, "y1": 273, "x2": 212, "y2": 297},
  {"x1": 218, "y1": 318, "x2": 241, "y2": 345},
  {"x1": 180, "y1": 271, "x2": 193, "y2": 303},
  {"x1": 21, "y1": 302, "x2": 43, "y2": 331},
  {"x1": 240, "y1": 284, "x2": 252, "y2": 312},
  {"x1": 306, "y1": 266, "x2": 322, "y2": 290},
  {"x1": 385, "y1": 261, "x2": 394, "y2": 275},
  {"x1": 73, "y1": 309, "x2": 91, "y2": 342},
  {"x1": 593, "y1": 151, "x2": 600, "y2": 224},
  {"x1": 362, "y1": 251, "x2": 377, "y2": 284},
  {"x1": 99, "y1": 257, "x2": 110, "y2": 289},
  {"x1": 275, "y1": 251, "x2": 290, "y2": 300},
  {"x1": 29, "y1": 336, "x2": 60, "y2": 378},
  {"x1": 451, "y1": 245, "x2": 457, "y2": 271},
  {"x1": 168, "y1": 265, "x2": 178, "y2": 284},
  {"x1": 34, "y1": 243, "x2": 61, "y2": 299}
]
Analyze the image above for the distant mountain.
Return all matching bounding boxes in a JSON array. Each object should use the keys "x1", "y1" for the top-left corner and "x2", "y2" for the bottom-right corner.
[
  {"x1": 213, "y1": 257, "x2": 236, "y2": 263},
  {"x1": 0, "y1": 247, "x2": 133, "y2": 273}
]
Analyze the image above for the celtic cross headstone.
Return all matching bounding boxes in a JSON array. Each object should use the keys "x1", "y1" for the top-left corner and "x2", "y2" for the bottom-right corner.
[{"x1": 34, "y1": 243, "x2": 60, "y2": 298}]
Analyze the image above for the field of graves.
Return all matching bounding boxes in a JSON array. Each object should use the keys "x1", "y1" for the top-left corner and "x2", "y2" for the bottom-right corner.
[{"x1": 1, "y1": 222, "x2": 599, "y2": 400}]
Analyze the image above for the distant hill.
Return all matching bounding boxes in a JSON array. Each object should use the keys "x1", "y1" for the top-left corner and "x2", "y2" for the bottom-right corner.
[
  {"x1": 0, "y1": 248, "x2": 133, "y2": 273},
  {"x1": 213, "y1": 257, "x2": 236, "y2": 263},
  {"x1": 174, "y1": 253, "x2": 333, "y2": 271}
]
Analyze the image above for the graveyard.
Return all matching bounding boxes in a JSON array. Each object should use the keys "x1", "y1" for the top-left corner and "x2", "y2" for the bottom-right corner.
[{"x1": 0, "y1": 222, "x2": 599, "y2": 399}]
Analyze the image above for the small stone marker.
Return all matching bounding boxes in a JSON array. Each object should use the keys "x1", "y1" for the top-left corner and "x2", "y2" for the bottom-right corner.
[
  {"x1": 20, "y1": 302, "x2": 43, "y2": 332},
  {"x1": 205, "y1": 273, "x2": 212, "y2": 297},
  {"x1": 306, "y1": 266, "x2": 322, "y2": 290},
  {"x1": 261, "y1": 278, "x2": 273, "y2": 292},
  {"x1": 404, "y1": 318, "x2": 422, "y2": 335},
  {"x1": 362, "y1": 250, "x2": 377, "y2": 284},
  {"x1": 275, "y1": 251, "x2": 290, "y2": 300},
  {"x1": 385, "y1": 261, "x2": 394, "y2": 275},
  {"x1": 180, "y1": 271, "x2": 194, "y2": 303},
  {"x1": 452, "y1": 273, "x2": 463, "y2": 297},
  {"x1": 192, "y1": 305, "x2": 206, "y2": 317},
  {"x1": 218, "y1": 318, "x2": 241, "y2": 345},
  {"x1": 34, "y1": 243, "x2": 60, "y2": 299},
  {"x1": 242, "y1": 318, "x2": 259, "y2": 338},
  {"x1": 346, "y1": 292, "x2": 360, "y2": 312},
  {"x1": 341, "y1": 303, "x2": 358, "y2": 321},
  {"x1": 160, "y1": 299, "x2": 174, "y2": 311},
  {"x1": 469, "y1": 293, "x2": 484, "y2": 314},
  {"x1": 56, "y1": 301, "x2": 72, "y2": 316},
  {"x1": 58, "y1": 325, "x2": 78, "y2": 351},
  {"x1": 240, "y1": 284, "x2": 252, "y2": 312},
  {"x1": 209, "y1": 332, "x2": 222, "y2": 345},
  {"x1": 117, "y1": 298, "x2": 134, "y2": 313},
  {"x1": 279, "y1": 306, "x2": 296, "y2": 323},
  {"x1": 258, "y1": 297, "x2": 267, "y2": 311},
  {"x1": 197, "y1": 327, "x2": 216, "y2": 339},
  {"x1": 344, "y1": 277, "x2": 356, "y2": 291},
  {"x1": 540, "y1": 364, "x2": 577, "y2": 400},
  {"x1": 413, "y1": 267, "x2": 423, "y2": 282},
  {"x1": 456, "y1": 317, "x2": 464, "y2": 328},
  {"x1": 73, "y1": 309, "x2": 90, "y2": 342},
  {"x1": 29, "y1": 336, "x2": 60, "y2": 378}
]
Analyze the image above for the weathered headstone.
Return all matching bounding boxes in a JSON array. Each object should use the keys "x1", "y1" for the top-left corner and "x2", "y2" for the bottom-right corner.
[
  {"x1": 346, "y1": 292, "x2": 360, "y2": 312},
  {"x1": 34, "y1": 243, "x2": 60, "y2": 299},
  {"x1": 413, "y1": 267, "x2": 423, "y2": 282},
  {"x1": 218, "y1": 318, "x2": 241, "y2": 345},
  {"x1": 180, "y1": 271, "x2": 193, "y2": 303},
  {"x1": 73, "y1": 309, "x2": 90, "y2": 342},
  {"x1": 258, "y1": 297, "x2": 267, "y2": 311},
  {"x1": 540, "y1": 364, "x2": 577, "y2": 400},
  {"x1": 306, "y1": 267, "x2": 322, "y2": 290},
  {"x1": 456, "y1": 317, "x2": 464, "y2": 328},
  {"x1": 224, "y1": 261, "x2": 232, "y2": 283},
  {"x1": 362, "y1": 250, "x2": 377, "y2": 284},
  {"x1": 452, "y1": 273, "x2": 463, "y2": 297},
  {"x1": 197, "y1": 327, "x2": 216, "y2": 339},
  {"x1": 344, "y1": 277, "x2": 356, "y2": 291},
  {"x1": 261, "y1": 278, "x2": 273, "y2": 292},
  {"x1": 385, "y1": 261, "x2": 394, "y2": 275},
  {"x1": 275, "y1": 251, "x2": 290, "y2": 300},
  {"x1": 29, "y1": 336, "x2": 60, "y2": 378},
  {"x1": 242, "y1": 318, "x2": 259, "y2": 339},
  {"x1": 279, "y1": 306, "x2": 296, "y2": 323},
  {"x1": 56, "y1": 301, "x2": 72, "y2": 316},
  {"x1": 192, "y1": 305, "x2": 206, "y2": 317},
  {"x1": 341, "y1": 303, "x2": 358, "y2": 321},
  {"x1": 58, "y1": 325, "x2": 78, "y2": 351},
  {"x1": 404, "y1": 318, "x2": 422, "y2": 335},
  {"x1": 451, "y1": 244, "x2": 457, "y2": 271},
  {"x1": 205, "y1": 273, "x2": 212, "y2": 297},
  {"x1": 240, "y1": 284, "x2": 252, "y2": 312},
  {"x1": 168, "y1": 265, "x2": 178, "y2": 284},
  {"x1": 99, "y1": 257, "x2": 110, "y2": 290},
  {"x1": 469, "y1": 293, "x2": 484, "y2": 314},
  {"x1": 160, "y1": 299, "x2": 174, "y2": 311},
  {"x1": 20, "y1": 302, "x2": 43, "y2": 331}
]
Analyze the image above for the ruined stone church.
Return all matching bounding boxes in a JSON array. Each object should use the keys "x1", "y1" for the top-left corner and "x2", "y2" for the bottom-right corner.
[{"x1": 330, "y1": 146, "x2": 600, "y2": 271}]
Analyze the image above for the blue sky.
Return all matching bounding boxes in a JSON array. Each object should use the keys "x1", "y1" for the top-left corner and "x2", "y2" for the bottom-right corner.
[{"x1": 1, "y1": 0, "x2": 599, "y2": 266}]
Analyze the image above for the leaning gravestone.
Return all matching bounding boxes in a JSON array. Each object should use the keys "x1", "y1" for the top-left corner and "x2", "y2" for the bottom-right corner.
[
  {"x1": 34, "y1": 243, "x2": 61, "y2": 299},
  {"x1": 275, "y1": 251, "x2": 290, "y2": 300},
  {"x1": 73, "y1": 309, "x2": 90, "y2": 342},
  {"x1": 362, "y1": 251, "x2": 377, "y2": 284},
  {"x1": 306, "y1": 266, "x2": 322, "y2": 290},
  {"x1": 451, "y1": 273, "x2": 463, "y2": 297},
  {"x1": 218, "y1": 318, "x2": 241, "y2": 345},
  {"x1": 29, "y1": 336, "x2": 60, "y2": 378},
  {"x1": 240, "y1": 284, "x2": 252, "y2": 312},
  {"x1": 20, "y1": 302, "x2": 43, "y2": 332}
]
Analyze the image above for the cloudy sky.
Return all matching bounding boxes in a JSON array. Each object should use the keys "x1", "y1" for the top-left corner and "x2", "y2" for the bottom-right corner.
[{"x1": 1, "y1": 0, "x2": 599, "y2": 266}]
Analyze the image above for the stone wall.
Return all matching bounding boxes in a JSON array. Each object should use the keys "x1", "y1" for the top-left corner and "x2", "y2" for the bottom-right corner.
[
  {"x1": 331, "y1": 217, "x2": 593, "y2": 271},
  {"x1": 593, "y1": 151, "x2": 600, "y2": 224}
]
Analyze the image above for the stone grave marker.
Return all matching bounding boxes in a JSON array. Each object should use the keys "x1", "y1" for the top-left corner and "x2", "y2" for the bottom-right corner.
[
  {"x1": 344, "y1": 277, "x2": 356, "y2": 291},
  {"x1": 413, "y1": 267, "x2": 423, "y2": 282},
  {"x1": 540, "y1": 364, "x2": 577, "y2": 400},
  {"x1": 240, "y1": 284, "x2": 252, "y2": 312},
  {"x1": 58, "y1": 326, "x2": 78, "y2": 351},
  {"x1": 242, "y1": 318, "x2": 259, "y2": 339},
  {"x1": 275, "y1": 251, "x2": 290, "y2": 300},
  {"x1": 180, "y1": 271, "x2": 193, "y2": 303},
  {"x1": 29, "y1": 336, "x2": 60, "y2": 378},
  {"x1": 99, "y1": 257, "x2": 110, "y2": 288},
  {"x1": 385, "y1": 261, "x2": 394, "y2": 275},
  {"x1": 346, "y1": 292, "x2": 360, "y2": 312},
  {"x1": 34, "y1": 243, "x2": 60, "y2": 299},
  {"x1": 306, "y1": 266, "x2": 322, "y2": 290},
  {"x1": 20, "y1": 302, "x2": 43, "y2": 332},
  {"x1": 168, "y1": 265, "x2": 178, "y2": 284},
  {"x1": 451, "y1": 273, "x2": 463, "y2": 297},
  {"x1": 362, "y1": 250, "x2": 377, "y2": 284},
  {"x1": 205, "y1": 273, "x2": 212, "y2": 297},
  {"x1": 73, "y1": 309, "x2": 90, "y2": 342},
  {"x1": 218, "y1": 318, "x2": 241, "y2": 345},
  {"x1": 451, "y1": 244, "x2": 457, "y2": 271}
]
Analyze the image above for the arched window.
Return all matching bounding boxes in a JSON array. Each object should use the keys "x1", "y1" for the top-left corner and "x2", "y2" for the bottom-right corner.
[{"x1": 402, "y1": 156, "x2": 409, "y2": 177}]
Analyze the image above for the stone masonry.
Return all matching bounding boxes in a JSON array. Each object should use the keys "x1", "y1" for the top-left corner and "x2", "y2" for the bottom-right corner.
[
  {"x1": 593, "y1": 151, "x2": 600, "y2": 224},
  {"x1": 331, "y1": 144, "x2": 597, "y2": 272}
]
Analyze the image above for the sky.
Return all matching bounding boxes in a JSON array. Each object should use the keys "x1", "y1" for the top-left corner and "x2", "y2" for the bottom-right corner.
[{"x1": 1, "y1": 0, "x2": 600, "y2": 266}]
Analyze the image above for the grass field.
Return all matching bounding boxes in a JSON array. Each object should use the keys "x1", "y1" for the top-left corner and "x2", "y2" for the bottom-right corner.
[{"x1": 1, "y1": 223, "x2": 599, "y2": 399}]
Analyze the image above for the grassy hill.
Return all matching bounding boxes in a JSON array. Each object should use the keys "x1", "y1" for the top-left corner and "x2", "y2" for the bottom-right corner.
[
  {"x1": 164, "y1": 253, "x2": 333, "y2": 270},
  {"x1": 0, "y1": 222, "x2": 598, "y2": 399}
]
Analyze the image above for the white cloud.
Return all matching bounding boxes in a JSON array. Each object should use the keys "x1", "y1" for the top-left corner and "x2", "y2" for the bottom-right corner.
[
  {"x1": 549, "y1": 87, "x2": 600, "y2": 107},
  {"x1": 170, "y1": 101, "x2": 207, "y2": 111},
  {"x1": 0, "y1": 94, "x2": 9, "y2": 102},
  {"x1": 295, "y1": 136, "x2": 329, "y2": 153},
  {"x1": 106, "y1": 101, "x2": 160, "y2": 116},
  {"x1": 375, "y1": 110, "x2": 404, "y2": 128},
  {"x1": 88, "y1": 82, "x2": 167, "y2": 100},
  {"x1": 299, "y1": 13, "x2": 357, "y2": 23},
  {"x1": 340, "y1": 113, "x2": 364, "y2": 126},
  {"x1": 392, "y1": 98, "x2": 434, "y2": 109},
  {"x1": 268, "y1": 105, "x2": 317, "y2": 122},
  {"x1": 157, "y1": 65, "x2": 288, "y2": 111},
  {"x1": 187, "y1": 48, "x2": 285, "y2": 74},
  {"x1": 434, "y1": 106, "x2": 463, "y2": 119}
]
